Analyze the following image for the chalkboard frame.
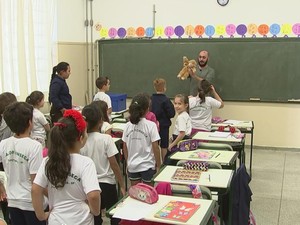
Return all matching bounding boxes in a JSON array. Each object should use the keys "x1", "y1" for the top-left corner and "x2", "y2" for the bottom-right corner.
[{"x1": 98, "y1": 38, "x2": 300, "y2": 103}]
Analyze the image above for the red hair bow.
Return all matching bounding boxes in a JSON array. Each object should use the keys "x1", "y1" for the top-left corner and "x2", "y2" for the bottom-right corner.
[{"x1": 63, "y1": 110, "x2": 86, "y2": 133}]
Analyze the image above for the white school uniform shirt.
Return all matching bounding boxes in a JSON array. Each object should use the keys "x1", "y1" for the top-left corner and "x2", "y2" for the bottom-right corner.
[
  {"x1": 122, "y1": 118, "x2": 160, "y2": 173},
  {"x1": 0, "y1": 136, "x2": 43, "y2": 210},
  {"x1": 80, "y1": 132, "x2": 118, "y2": 184},
  {"x1": 173, "y1": 111, "x2": 192, "y2": 136},
  {"x1": 189, "y1": 96, "x2": 221, "y2": 131},
  {"x1": 31, "y1": 108, "x2": 48, "y2": 141},
  {"x1": 100, "y1": 121, "x2": 112, "y2": 134},
  {"x1": 34, "y1": 154, "x2": 100, "y2": 225},
  {"x1": 93, "y1": 92, "x2": 112, "y2": 109}
]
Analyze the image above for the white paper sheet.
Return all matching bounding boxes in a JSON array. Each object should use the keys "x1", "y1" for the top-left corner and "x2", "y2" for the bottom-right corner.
[
  {"x1": 209, "y1": 131, "x2": 231, "y2": 138},
  {"x1": 223, "y1": 120, "x2": 242, "y2": 125},
  {"x1": 113, "y1": 200, "x2": 156, "y2": 221}
]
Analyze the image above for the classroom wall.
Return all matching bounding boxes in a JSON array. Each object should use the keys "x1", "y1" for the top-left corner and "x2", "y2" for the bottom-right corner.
[{"x1": 56, "y1": 0, "x2": 300, "y2": 149}]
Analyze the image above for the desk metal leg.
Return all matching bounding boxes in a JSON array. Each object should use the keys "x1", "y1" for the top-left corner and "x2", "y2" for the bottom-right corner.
[{"x1": 249, "y1": 129, "x2": 254, "y2": 177}]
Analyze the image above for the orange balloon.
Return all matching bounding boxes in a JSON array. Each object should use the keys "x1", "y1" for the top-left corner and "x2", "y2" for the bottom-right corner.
[
  {"x1": 258, "y1": 24, "x2": 269, "y2": 36},
  {"x1": 194, "y1": 25, "x2": 205, "y2": 36},
  {"x1": 136, "y1": 27, "x2": 145, "y2": 37}
]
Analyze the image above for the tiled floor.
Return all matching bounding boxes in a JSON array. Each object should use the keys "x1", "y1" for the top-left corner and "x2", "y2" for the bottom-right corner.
[{"x1": 245, "y1": 147, "x2": 300, "y2": 225}]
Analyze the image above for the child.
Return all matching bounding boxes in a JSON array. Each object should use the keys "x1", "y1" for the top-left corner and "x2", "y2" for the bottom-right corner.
[
  {"x1": 81, "y1": 102, "x2": 125, "y2": 225},
  {"x1": 31, "y1": 109, "x2": 101, "y2": 225},
  {"x1": 26, "y1": 91, "x2": 50, "y2": 147},
  {"x1": 189, "y1": 79, "x2": 224, "y2": 135},
  {"x1": 151, "y1": 78, "x2": 175, "y2": 161},
  {"x1": 122, "y1": 93, "x2": 161, "y2": 186},
  {"x1": 0, "y1": 102, "x2": 45, "y2": 225},
  {"x1": 93, "y1": 76, "x2": 112, "y2": 120},
  {"x1": 97, "y1": 100, "x2": 113, "y2": 135},
  {"x1": 0, "y1": 92, "x2": 17, "y2": 141},
  {"x1": 165, "y1": 94, "x2": 192, "y2": 165}
]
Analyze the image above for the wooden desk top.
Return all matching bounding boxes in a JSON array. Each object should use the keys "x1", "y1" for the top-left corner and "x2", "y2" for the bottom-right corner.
[
  {"x1": 154, "y1": 166, "x2": 234, "y2": 189},
  {"x1": 111, "y1": 194, "x2": 215, "y2": 225},
  {"x1": 170, "y1": 149, "x2": 238, "y2": 166}
]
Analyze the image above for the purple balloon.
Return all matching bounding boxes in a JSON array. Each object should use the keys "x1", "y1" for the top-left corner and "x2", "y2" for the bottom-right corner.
[
  {"x1": 174, "y1": 26, "x2": 184, "y2": 37},
  {"x1": 236, "y1": 24, "x2": 247, "y2": 36},
  {"x1": 117, "y1": 28, "x2": 126, "y2": 38}
]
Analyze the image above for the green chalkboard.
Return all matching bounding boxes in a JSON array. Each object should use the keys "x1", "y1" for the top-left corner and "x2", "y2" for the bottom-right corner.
[{"x1": 98, "y1": 38, "x2": 300, "y2": 102}]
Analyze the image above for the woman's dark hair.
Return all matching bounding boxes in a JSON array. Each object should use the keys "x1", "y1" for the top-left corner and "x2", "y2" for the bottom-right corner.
[
  {"x1": 82, "y1": 102, "x2": 103, "y2": 133},
  {"x1": 50, "y1": 62, "x2": 70, "y2": 82},
  {"x1": 26, "y1": 91, "x2": 44, "y2": 106},
  {"x1": 0, "y1": 92, "x2": 17, "y2": 122},
  {"x1": 45, "y1": 116, "x2": 81, "y2": 188},
  {"x1": 3, "y1": 102, "x2": 33, "y2": 135},
  {"x1": 129, "y1": 93, "x2": 150, "y2": 124},
  {"x1": 198, "y1": 79, "x2": 212, "y2": 103}
]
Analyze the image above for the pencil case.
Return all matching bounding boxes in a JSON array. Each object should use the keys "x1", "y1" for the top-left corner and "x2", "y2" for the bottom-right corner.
[
  {"x1": 183, "y1": 161, "x2": 209, "y2": 171},
  {"x1": 128, "y1": 183, "x2": 159, "y2": 204},
  {"x1": 176, "y1": 139, "x2": 199, "y2": 152}
]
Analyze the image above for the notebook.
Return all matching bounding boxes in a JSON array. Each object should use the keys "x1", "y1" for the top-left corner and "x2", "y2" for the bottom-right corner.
[
  {"x1": 188, "y1": 150, "x2": 216, "y2": 159},
  {"x1": 154, "y1": 200, "x2": 200, "y2": 222}
]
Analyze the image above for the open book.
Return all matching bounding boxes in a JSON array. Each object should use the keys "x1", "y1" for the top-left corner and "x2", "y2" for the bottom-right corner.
[
  {"x1": 188, "y1": 150, "x2": 216, "y2": 159},
  {"x1": 154, "y1": 200, "x2": 200, "y2": 222},
  {"x1": 209, "y1": 131, "x2": 231, "y2": 138}
]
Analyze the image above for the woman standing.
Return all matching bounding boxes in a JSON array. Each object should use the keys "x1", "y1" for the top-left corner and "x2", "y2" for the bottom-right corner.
[{"x1": 49, "y1": 62, "x2": 72, "y2": 122}]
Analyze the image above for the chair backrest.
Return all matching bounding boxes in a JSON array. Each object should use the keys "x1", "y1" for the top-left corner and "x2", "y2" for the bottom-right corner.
[
  {"x1": 198, "y1": 142, "x2": 233, "y2": 151},
  {"x1": 207, "y1": 161, "x2": 222, "y2": 169},
  {"x1": 171, "y1": 184, "x2": 212, "y2": 199}
]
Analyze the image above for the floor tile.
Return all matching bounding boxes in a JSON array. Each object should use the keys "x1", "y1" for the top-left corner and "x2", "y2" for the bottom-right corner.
[
  {"x1": 282, "y1": 172, "x2": 300, "y2": 201},
  {"x1": 251, "y1": 196, "x2": 280, "y2": 225},
  {"x1": 278, "y1": 199, "x2": 300, "y2": 225}
]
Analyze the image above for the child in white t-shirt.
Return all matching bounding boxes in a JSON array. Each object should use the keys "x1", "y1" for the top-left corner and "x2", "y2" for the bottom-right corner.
[
  {"x1": 81, "y1": 102, "x2": 125, "y2": 225},
  {"x1": 164, "y1": 94, "x2": 192, "y2": 165},
  {"x1": 93, "y1": 76, "x2": 112, "y2": 120},
  {"x1": 31, "y1": 110, "x2": 101, "y2": 225},
  {"x1": 0, "y1": 102, "x2": 45, "y2": 225},
  {"x1": 189, "y1": 79, "x2": 224, "y2": 135},
  {"x1": 122, "y1": 93, "x2": 161, "y2": 186},
  {"x1": 26, "y1": 91, "x2": 50, "y2": 147}
]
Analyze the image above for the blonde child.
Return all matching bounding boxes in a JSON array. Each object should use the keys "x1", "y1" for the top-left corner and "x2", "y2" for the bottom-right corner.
[
  {"x1": 189, "y1": 79, "x2": 224, "y2": 135},
  {"x1": 122, "y1": 93, "x2": 161, "y2": 186},
  {"x1": 164, "y1": 94, "x2": 192, "y2": 165},
  {"x1": 26, "y1": 91, "x2": 50, "y2": 147},
  {"x1": 151, "y1": 78, "x2": 175, "y2": 161},
  {"x1": 81, "y1": 102, "x2": 125, "y2": 225},
  {"x1": 93, "y1": 76, "x2": 112, "y2": 120},
  {"x1": 32, "y1": 110, "x2": 100, "y2": 225}
]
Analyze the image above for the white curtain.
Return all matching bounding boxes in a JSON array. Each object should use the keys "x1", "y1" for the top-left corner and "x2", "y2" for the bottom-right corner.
[{"x1": 0, "y1": 0, "x2": 57, "y2": 99}]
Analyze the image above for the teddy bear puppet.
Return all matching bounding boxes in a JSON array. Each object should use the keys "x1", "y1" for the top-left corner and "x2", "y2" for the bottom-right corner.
[{"x1": 177, "y1": 56, "x2": 197, "y2": 80}]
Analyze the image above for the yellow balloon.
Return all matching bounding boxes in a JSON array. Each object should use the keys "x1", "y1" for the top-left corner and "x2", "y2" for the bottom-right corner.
[
  {"x1": 155, "y1": 26, "x2": 164, "y2": 37},
  {"x1": 282, "y1": 24, "x2": 292, "y2": 35},
  {"x1": 247, "y1": 24, "x2": 258, "y2": 35},
  {"x1": 127, "y1": 27, "x2": 136, "y2": 37},
  {"x1": 216, "y1": 25, "x2": 225, "y2": 35},
  {"x1": 100, "y1": 28, "x2": 108, "y2": 38},
  {"x1": 185, "y1": 25, "x2": 194, "y2": 36}
]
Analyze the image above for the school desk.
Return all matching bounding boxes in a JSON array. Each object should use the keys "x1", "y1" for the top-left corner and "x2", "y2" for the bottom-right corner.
[
  {"x1": 192, "y1": 131, "x2": 245, "y2": 166},
  {"x1": 109, "y1": 194, "x2": 215, "y2": 225},
  {"x1": 170, "y1": 149, "x2": 239, "y2": 169},
  {"x1": 154, "y1": 166, "x2": 234, "y2": 191},
  {"x1": 212, "y1": 120, "x2": 254, "y2": 177}
]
